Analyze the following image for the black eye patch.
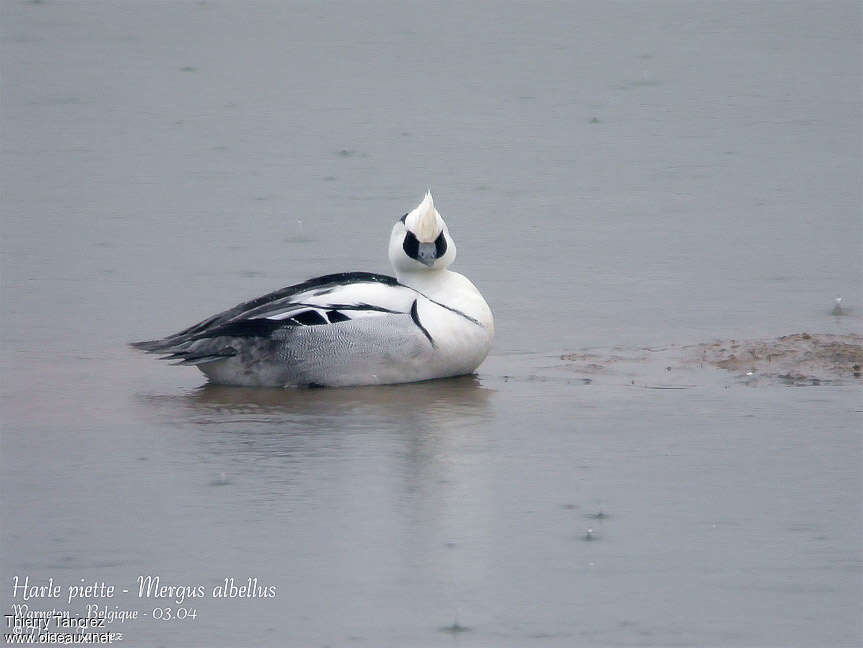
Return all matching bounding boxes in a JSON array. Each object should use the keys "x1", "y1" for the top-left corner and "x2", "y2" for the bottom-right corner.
[
  {"x1": 403, "y1": 231, "x2": 419, "y2": 259},
  {"x1": 434, "y1": 231, "x2": 447, "y2": 258}
]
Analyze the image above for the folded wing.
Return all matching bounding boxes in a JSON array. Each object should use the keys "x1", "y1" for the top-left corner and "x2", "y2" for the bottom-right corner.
[{"x1": 131, "y1": 272, "x2": 420, "y2": 364}]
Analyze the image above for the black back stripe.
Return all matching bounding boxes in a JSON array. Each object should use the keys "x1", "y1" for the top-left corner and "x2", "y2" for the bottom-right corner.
[
  {"x1": 253, "y1": 302, "x2": 401, "y2": 320},
  {"x1": 196, "y1": 318, "x2": 284, "y2": 340},
  {"x1": 410, "y1": 300, "x2": 435, "y2": 347},
  {"x1": 312, "y1": 302, "x2": 401, "y2": 314},
  {"x1": 424, "y1": 296, "x2": 482, "y2": 327}
]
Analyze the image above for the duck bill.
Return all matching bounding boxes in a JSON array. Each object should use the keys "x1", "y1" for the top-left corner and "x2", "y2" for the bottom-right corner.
[{"x1": 417, "y1": 242, "x2": 436, "y2": 266}]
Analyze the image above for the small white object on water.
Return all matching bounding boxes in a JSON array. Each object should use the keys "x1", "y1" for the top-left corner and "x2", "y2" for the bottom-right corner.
[
  {"x1": 832, "y1": 297, "x2": 844, "y2": 316},
  {"x1": 210, "y1": 472, "x2": 230, "y2": 486}
]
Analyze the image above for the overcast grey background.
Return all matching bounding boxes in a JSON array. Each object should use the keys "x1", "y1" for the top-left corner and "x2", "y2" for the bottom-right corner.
[{"x1": 2, "y1": 1, "x2": 861, "y2": 647}]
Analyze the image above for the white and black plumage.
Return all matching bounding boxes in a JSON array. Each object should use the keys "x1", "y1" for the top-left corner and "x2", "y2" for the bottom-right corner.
[{"x1": 132, "y1": 192, "x2": 494, "y2": 387}]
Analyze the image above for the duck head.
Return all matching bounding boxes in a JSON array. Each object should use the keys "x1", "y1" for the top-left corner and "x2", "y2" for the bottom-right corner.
[{"x1": 388, "y1": 191, "x2": 457, "y2": 274}]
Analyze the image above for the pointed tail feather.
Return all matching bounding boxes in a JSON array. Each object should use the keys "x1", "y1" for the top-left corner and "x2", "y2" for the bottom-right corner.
[{"x1": 130, "y1": 339, "x2": 237, "y2": 365}]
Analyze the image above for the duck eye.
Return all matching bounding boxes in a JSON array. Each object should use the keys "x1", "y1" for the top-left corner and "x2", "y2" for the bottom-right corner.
[
  {"x1": 434, "y1": 231, "x2": 447, "y2": 258},
  {"x1": 403, "y1": 231, "x2": 419, "y2": 258}
]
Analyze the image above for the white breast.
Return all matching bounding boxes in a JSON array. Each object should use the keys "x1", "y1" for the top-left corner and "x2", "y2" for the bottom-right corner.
[{"x1": 399, "y1": 269, "x2": 495, "y2": 377}]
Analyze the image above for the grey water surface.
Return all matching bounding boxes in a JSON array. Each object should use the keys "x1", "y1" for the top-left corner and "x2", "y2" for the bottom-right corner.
[{"x1": 2, "y1": 1, "x2": 861, "y2": 646}]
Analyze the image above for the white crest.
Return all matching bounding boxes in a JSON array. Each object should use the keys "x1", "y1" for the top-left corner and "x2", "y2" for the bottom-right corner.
[{"x1": 410, "y1": 191, "x2": 440, "y2": 243}]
